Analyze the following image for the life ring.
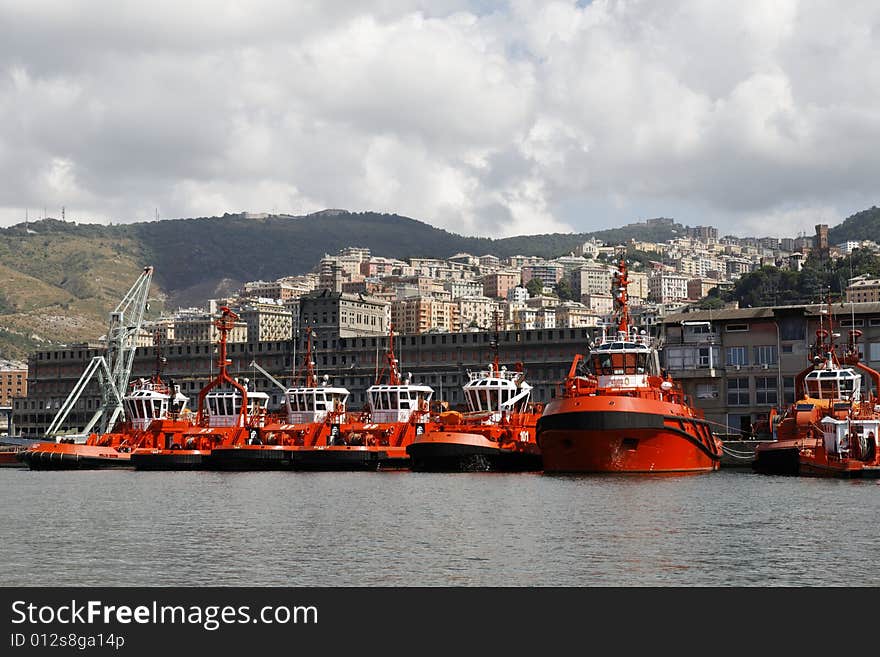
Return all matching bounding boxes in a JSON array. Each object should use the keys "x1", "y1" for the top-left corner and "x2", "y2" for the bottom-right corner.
[{"x1": 624, "y1": 377, "x2": 630, "y2": 386}]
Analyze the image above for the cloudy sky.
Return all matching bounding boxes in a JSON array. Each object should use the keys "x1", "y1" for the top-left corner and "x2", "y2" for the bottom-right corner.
[{"x1": 1, "y1": 0, "x2": 878, "y2": 237}]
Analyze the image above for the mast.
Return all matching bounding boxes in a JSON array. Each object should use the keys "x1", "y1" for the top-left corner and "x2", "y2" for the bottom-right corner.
[
  {"x1": 196, "y1": 306, "x2": 248, "y2": 426},
  {"x1": 375, "y1": 323, "x2": 401, "y2": 385},
  {"x1": 295, "y1": 327, "x2": 319, "y2": 388},
  {"x1": 491, "y1": 310, "x2": 501, "y2": 372},
  {"x1": 613, "y1": 257, "x2": 630, "y2": 336},
  {"x1": 151, "y1": 327, "x2": 167, "y2": 387}
]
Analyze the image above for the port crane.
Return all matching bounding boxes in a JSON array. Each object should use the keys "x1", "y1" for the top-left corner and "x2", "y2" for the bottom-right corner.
[{"x1": 44, "y1": 266, "x2": 155, "y2": 441}]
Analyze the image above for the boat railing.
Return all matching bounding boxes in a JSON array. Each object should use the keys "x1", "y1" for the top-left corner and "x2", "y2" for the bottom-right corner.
[
  {"x1": 594, "y1": 329, "x2": 654, "y2": 349},
  {"x1": 466, "y1": 367, "x2": 522, "y2": 383}
]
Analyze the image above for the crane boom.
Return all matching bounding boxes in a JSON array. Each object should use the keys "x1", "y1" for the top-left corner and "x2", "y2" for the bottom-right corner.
[
  {"x1": 45, "y1": 266, "x2": 154, "y2": 440},
  {"x1": 250, "y1": 360, "x2": 291, "y2": 417}
]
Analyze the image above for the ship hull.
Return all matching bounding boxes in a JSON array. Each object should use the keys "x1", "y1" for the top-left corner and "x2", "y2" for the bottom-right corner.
[
  {"x1": 0, "y1": 449, "x2": 25, "y2": 468},
  {"x1": 798, "y1": 450, "x2": 880, "y2": 479},
  {"x1": 207, "y1": 445, "x2": 296, "y2": 471},
  {"x1": 130, "y1": 449, "x2": 210, "y2": 470},
  {"x1": 19, "y1": 443, "x2": 132, "y2": 470},
  {"x1": 293, "y1": 446, "x2": 408, "y2": 471},
  {"x1": 537, "y1": 402, "x2": 721, "y2": 474},
  {"x1": 407, "y1": 432, "x2": 542, "y2": 472},
  {"x1": 752, "y1": 441, "x2": 802, "y2": 476}
]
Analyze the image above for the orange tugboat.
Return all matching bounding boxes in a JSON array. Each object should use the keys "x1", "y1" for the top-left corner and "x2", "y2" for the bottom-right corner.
[
  {"x1": 207, "y1": 327, "x2": 352, "y2": 470},
  {"x1": 131, "y1": 307, "x2": 269, "y2": 470},
  {"x1": 20, "y1": 370, "x2": 192, "y2": 470},
  {"x1": 536, "y1": 258, "x2": 722, "y2": 474},
  {"x1": 406, "y1": 357, "x2": 541, "y2": 472},
  {"x1": 292, "y1": 325, "x2": 435, "y2": 470},
  {"x1": 19, "y1": 266, "x2": 158, "y2": 469},
  {"x1": 753, "y1": 306, "x2": 880, "y2": 478}
]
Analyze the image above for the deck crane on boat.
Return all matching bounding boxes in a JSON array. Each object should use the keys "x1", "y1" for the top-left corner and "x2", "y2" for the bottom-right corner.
[
  {"x1": 249, "y1": 359, "x2": 290, "y2": 415},
  {"x1": 44, "y1": 266, "x2": 154, "y2": 442}
]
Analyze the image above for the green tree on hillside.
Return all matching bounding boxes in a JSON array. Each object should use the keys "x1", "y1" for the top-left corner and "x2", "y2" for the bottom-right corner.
[
  {"x1": 554, "y1": 278, "x2": 576, "y2": 301},
  {"x1": 525, "y1": 278, "x2": 544, "y2": 298}
]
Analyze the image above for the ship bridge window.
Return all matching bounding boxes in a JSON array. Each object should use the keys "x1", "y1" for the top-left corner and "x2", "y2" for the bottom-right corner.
[{"x1": 499, "y1": 389, "x2": 510, "y2": 407}]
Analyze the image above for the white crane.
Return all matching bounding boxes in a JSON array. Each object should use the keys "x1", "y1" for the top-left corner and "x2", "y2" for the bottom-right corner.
[
  {"x1": 45, "y1": 266, "x2": 155, "y2": 441},
  {"x1": 249, "y1": 360, "x2": 291, "y2": 416}
]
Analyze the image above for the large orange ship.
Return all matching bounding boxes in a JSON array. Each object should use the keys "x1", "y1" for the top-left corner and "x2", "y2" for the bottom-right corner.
[
  {"x1": 131, "y1": 307, "x2": 269, "y2": 470},
  {"x1": 536, "y1": 258, "x2": 722, "y2": 474},
  {"x1": 406, "y1": 358, "x2": 542, "y2": 472},
  {"x1": 753, "y1": 306, "x2": 880, "y2": 478}
]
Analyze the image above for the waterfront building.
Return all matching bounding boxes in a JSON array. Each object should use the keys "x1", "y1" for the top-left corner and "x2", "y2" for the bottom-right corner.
[
  {"x1": 661, "y1": 302, "x2": 880, "y2": 436},
  {"x1": 847, "y1": 276, "x2": 880, "y2": 303}
]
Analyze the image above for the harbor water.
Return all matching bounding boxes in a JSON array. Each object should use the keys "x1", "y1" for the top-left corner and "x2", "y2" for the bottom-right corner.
[{"x1": 1, "y1": 469, "x2": 877, "y2": 586}]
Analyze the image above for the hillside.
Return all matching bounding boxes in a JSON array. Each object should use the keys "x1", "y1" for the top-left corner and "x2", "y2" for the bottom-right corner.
[
  {"x1": 827, "y1": 205, "x2": 880, "y2": 244},
  {"x1": 0, "y1": 210, "x2": 683, "y2": 360},
  {"x1": 0, "y1": 220, "x2": 163, "y2": 360},
  {"x1": 121, "y1": 211, "x2": 686, "y2": 300}
]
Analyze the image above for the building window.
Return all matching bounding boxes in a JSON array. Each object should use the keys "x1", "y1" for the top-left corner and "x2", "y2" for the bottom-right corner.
[
  {"x1": 726, "y1": 346, "x2": 748, "y2": 366},
  {"x1": 839, "y1": 318, "x2": 864, "y2": 328},
  {"x1": 755, "y1": 376, "x2": 777, "y2": 405},
  {"x1": 869, "y1": 318, "x2": 880, "y2": 327},
  {"x1": 698, "y1": 347, "x2": 714, "y2": 367},
  {"x1": 727, "y1": 377, "x2": 749, "y2": 405},
  {"x1": 754, "y1": 345, "x2": 777, "y2": 366},
  {"x1": 726, "y1": 323, "x2": 749, "y2": 332},
  {"x1": 696, "y1": 383, "x2": 719, "y2": 400},
  {"x1": 783, "y1": 376, "x2": 796, "y2": 404},
  {"x1": 782, "y1": 344, "x2": 793, "y2": 353},
  {"x1": 778, "y1": 317, "x2": 804, "y2": 341}
]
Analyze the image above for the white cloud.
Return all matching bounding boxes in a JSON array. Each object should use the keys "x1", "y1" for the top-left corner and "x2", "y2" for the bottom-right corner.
[{"x1": 1, "y1": 0, "x2": 878, "y2": 237}]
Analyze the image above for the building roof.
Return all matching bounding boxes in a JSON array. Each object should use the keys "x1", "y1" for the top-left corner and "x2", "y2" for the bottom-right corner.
[{"x1": 663, "y1": 301, "x2": 880, "y2": 324}]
